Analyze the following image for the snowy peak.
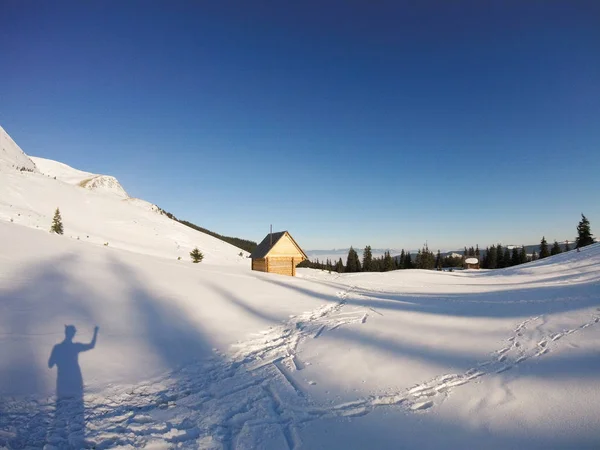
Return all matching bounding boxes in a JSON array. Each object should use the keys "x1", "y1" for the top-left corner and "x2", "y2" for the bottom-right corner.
[
  {"x1": 31, "y1": 156, "x2": 129, "y2": 199},
  {"x1": 78, "y1": 175, "x2": 129, "y2": 198},
  {"x1": 0, "y1": 126, "x2": 38, "y2": 173}
]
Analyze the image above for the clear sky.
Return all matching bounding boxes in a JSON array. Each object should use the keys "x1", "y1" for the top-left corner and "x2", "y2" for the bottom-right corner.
[{"x1": 1, "y1": 1, "x2": 599, "y2": 250}]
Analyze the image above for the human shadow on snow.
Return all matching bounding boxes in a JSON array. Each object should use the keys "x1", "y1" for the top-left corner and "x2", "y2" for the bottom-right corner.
[
  {"x1": 47, "y1": 324, "x2": 99, "y2": 448},
  {"x1": 0, "y1": 254, "x2": 98, "y2": 449}
]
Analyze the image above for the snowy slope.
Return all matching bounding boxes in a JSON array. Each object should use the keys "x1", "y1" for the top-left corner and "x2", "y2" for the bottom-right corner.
[
  {"x1": 0, "y1": 128, "x2": 248, "y2": 264},
  {"x1": 0, "y1": 125, "x2": 37, "y2": 172},
  {"x1": 31, "y1": 156, "x2": 130, "y2": 199}
]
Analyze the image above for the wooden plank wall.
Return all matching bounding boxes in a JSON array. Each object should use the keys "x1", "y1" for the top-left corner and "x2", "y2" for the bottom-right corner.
[
  {"x1": 252, "y1": 258, "x2": 267, "y2": 272},
  {"x1": 268, "y1": 234, "x2": 303, "y2": 257},
  {"x1": 266, "y1": 257, "x2": 293, "y2": 276}
]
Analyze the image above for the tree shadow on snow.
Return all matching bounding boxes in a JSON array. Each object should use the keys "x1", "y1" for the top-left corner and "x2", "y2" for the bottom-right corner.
[{"x1": 265, "y1": 275, "x2": 600, "y2": 319}]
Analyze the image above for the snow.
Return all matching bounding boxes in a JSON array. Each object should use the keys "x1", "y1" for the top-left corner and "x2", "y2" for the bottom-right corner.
[
  {"x1": 0, "y1": 125, "x2": 37, "y2": 172},
  {"x1": 465, "y1": 257, "x2": 478, "y2": 264},
  {"x1": 1, "y1": 127, "x2": 600, "y2": 449}
]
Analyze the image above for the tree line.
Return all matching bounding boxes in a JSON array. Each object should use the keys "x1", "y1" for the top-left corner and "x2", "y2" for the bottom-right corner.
[{"x1": 299, "y1": 214, "x2": 595, "y2": 273}]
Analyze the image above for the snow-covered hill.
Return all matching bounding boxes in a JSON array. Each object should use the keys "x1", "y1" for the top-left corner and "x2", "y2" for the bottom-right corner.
[
  {"x1": 0, "y1": 125, "x2": 38, "y2": 172},
  {"x1": 0, "y1": 128, "x2": 248, "y2": 264},
  {"x1": 1, "y1": 125, "x2": 600, "y2": 449},
  {"x1": 31, "y1": 157, "x2": 130, "y2": 199}
]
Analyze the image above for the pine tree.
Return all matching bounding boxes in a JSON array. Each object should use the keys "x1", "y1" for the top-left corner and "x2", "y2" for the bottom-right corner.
[
  {"x1": 405, "y1": 252, "x2": 413, "y2": 269},
  {"x1": 576, "y1": 214, "x2": 594, "y2": 248},
  {"x1": 399, "y1": 249, "x2": 405, "y2": 269},
  {"x1": 551, "y1": 240, "x2": 562, "y2": 256},
  {"x1": 531, "y1": 250, "x2": 538, "y2": 261},
  {"x1": 511, "y1": 247, "x2": 520, "y2": 266},
  {"x1": 384, "y1": 251, "x2": 395, "y2": 271},
  {"x1": 565, "y1": 240, "x2": 571, "y2": 252},
  {"x1": 50, "y1": 208, "x2": 64, "y2": 234},
  {"x1": 503, "y1": 247, "x2": 511, "y2": 266},
  {"x1": 190, "y1": 247, "x2": 204, "y2": 263},
  {"x1": 539, "y1": 236, "x2": 549, "y2": 259},
  {"x1": 335, "y1": 258, "x2": 344, "y2": 273},
  {"x1": 487, "y1": 245, "x2": 498, "y2": 269},
  {"x1": 519, "y1": 246, "x2": 528, "y2": 264},
  {"x1": 496, "y1": 244, "x2": 505, "y2": 268},
  {"x1": 362, "y1": 246, "x2": 373, "y2": 272},
  {"x1": 435, "y1": 250, "x2": 441, "y2": 269},
  {"x1": 346, "y1": 247, "x2": 360, "y2": 273}
]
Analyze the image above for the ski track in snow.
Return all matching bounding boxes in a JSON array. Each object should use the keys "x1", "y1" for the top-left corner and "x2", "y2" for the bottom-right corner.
[{"x1": 1, "y1": 292, "x2": 599, "y2": 449}]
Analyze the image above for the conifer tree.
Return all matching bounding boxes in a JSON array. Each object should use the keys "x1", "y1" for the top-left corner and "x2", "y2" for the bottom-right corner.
[
  {"x1": 384, "y1": 251, "x2": 395, "y2": 271},
  {"x1": 539, "y1": 236, "x2": 549, "y2": 259},
  {"x1": 362, "y1": 246, "x2": 373, "y2": 272},
  {"x1": 503, "y1": 247, "x2": 511, "y2": 266},
  {"x1": 576, "y1": 214, "x2": 594, "y2": 248},
  {"x1": 520, "y1": 246, "x2": 528, "y2": 264},
  {"x1": 531, "y1": 250, "x2": 538, "y2": 261},
  {"x1": 565, "y1": 240, "x2": 571, "y2": 252},
  {"x1": 405, "y1": 252, "x2": 413, "y2": 269},
  {"x1": 551, "y1": 240, "x2": 562, "y2": 256},
  {"x1": 190, "y1": 247, "x2": 204, "y2": 263},
  {"x1": 435, "y1": 250, "x2": 441, "y2": 269},
  {"x1": 399, "y1": 249, "x2": 405, "y2": 269},
  {"x1": 487, "y1": 245, "x2": 498, "y2": 269},
  {"x1": 335, "y1": 258, "x2": 344, "y2": 273},
  {"x1": 50, "y1": 208, "x2": 64, "y2": 235},
  {"x1": 346, "y1": 247, "x2": 360, "y2": 273},
  {"x1": 511, "y1": 247, "x2": 520, "y2": 266},
  {"x1": 496, "y1": 244, "x2": 505, "y2": 268}
]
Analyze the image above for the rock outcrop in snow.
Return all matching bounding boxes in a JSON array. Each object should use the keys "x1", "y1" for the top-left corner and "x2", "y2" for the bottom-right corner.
[{"x1": 31, "y1": 156, "x2": 129, "y2": 198}]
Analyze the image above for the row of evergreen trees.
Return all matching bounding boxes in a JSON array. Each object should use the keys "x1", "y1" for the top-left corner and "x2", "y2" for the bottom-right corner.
[{"x1": 301, "y1": 214, "x2": 595, "y2": 273}]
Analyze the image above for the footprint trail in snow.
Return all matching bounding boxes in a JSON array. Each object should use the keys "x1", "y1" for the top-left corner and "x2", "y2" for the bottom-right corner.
[{"x1": 1, "y1": 292, "x2": 599, "y2": 449}]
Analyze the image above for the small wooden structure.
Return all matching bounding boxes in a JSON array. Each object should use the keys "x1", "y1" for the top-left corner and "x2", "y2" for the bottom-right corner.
[
  {"x1": 251, "y1": 231, "x2": 307, "y2": 276},
  {"x1": 464, "y1": 257, "x2": 480, "y2": 270}
]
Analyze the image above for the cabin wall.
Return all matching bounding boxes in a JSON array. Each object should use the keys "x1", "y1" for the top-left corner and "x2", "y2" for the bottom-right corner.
[
  {"x1": 268, "y1": 235, "x2": 304, "y2": 257},
  {"x1": 252, "y1": 258, "x2": 267, "y2": 272},
  {"x1": 266, "y1": 257, "x2": 294, "y2": 276}
]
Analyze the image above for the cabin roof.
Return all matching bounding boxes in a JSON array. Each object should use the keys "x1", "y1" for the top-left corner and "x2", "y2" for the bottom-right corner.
[{"x1": 250, "y1": 231, "x2": 308, "y2": 260}]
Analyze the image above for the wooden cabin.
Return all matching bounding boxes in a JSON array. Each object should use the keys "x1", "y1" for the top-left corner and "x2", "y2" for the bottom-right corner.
[
  {"x1": 251, "y1": 231, "x2": 307, "y2": 276},
  {"x1": 464, "y1": 257, "x2": 480, "y2": 270}
]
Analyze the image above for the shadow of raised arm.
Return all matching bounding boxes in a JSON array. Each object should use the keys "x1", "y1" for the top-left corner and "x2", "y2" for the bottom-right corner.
[{"x1": 79, "y1": 325, "x2": 99, "y2": 352}]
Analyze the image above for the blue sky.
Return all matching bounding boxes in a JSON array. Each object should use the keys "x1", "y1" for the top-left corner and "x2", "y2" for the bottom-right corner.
[{"x1": 1, "y1": 1, "x2": 599, "y2": 250}]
